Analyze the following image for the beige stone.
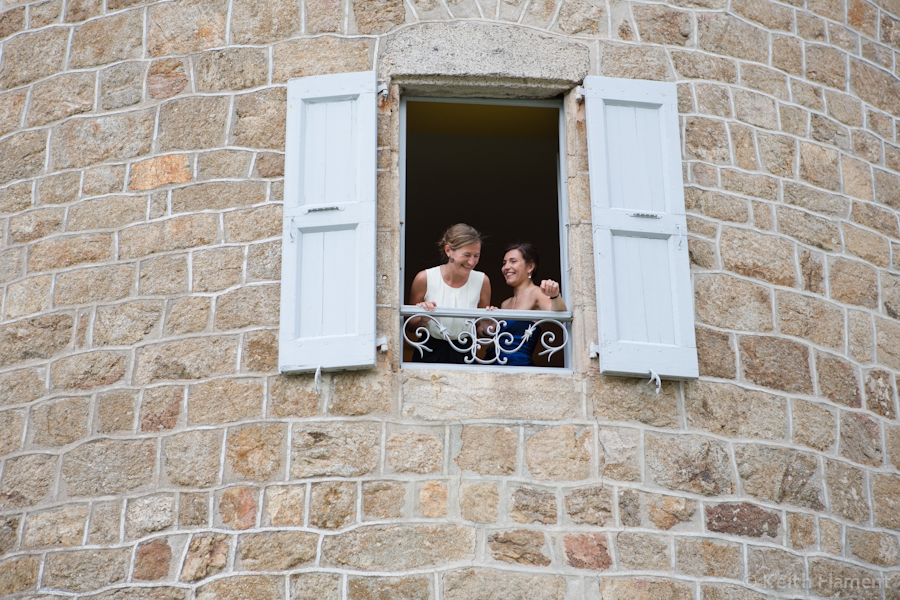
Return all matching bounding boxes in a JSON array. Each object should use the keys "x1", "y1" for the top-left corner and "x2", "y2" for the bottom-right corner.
[
  {"x1": 848, "y1": 529, "x2": 899, "y2": 566},
  {"x1": 188, "y1": 378, "x2": 262, "y2": 424},
  {"x1": 239, "y1": 531, "x2": 317, "y2": 569},
  {"x1": 776, "y1": 291, "x2": 843, "y2": 348},
  {"x1": 180, "y1": 534, "x2": 229, "y2": 582},
  {"x1": 129, "y1": 155, "x2": 192, "y2": 191},
  {"x1": 676, "y1": 538, "x2": 741, "y2": 578},
  {"x1": 0, "y1": 368, "x2": 46, "y2": 407},
  {"x1": 323, "y1": 524, "x2": 474, "y2": 570},
  {"x1": 849, "y1": 310, "x2": 874, "y2": 362},
  {"x1": 82, "y1": 165, "x2": 125, "y2": 196},
  {"x1": 706, "y1": 501, "x2": 780, "y2": 538},
  {"x1": 877, "y1": 318, "x2": 900, "y2": 370},
  {"x1": 683, "y1": 117, "x2": 730, "y2": 163},
  {"x1": 458, "y1": 482, "x2": 497, "y2": 523},
  {"x1": 560, "y1": 485, "x2": 611, "y2": 526},
  {"x1": 842, "y1": 158, "x2": 874, "y2": 202},
  {"x1": 511, "y1": 486, "x2": 556, "y2": 524},
  {"x1": 292, "y1": 421, "x2": 379, "y2": 477},
  {"x1": 140, "y1": 386, "x2": 182, "y2": 433},
  {"x1": 0, "y1": 8, "x2": 25, "y2": 44},
  {"x1": 52, "y1": 110, "x2": 154, "y2": 170},
  {"x1": 590, "y1": 375, "x2": 679, "y2": 427},
  {"x1": 226, "y1": 423, "x2": 284, "y2": 481},
  {"x1": 418, "y1": 481, "x2": 447, "y2": 518},
  {"x1": 198, "y1": 150, "x2": 252, "y2": 179},
  {"x1": 695, "y1": 328, "x2": 735, "y2": 379},
  {"x1": 125, "y1": 494, "x2": 175, "y2": 539},
  {"x1": 194, "y1": 48, "x2": 267, "y2": 92},
  {"x1": 0, "y1": 453, "x2": 57, "y2": 509},
  {"x1": 173, "y1": 180, "x2": 266, "y2": 213},
  {"x1": 329, "y1": 369, "x2": 392, "y2": 415},
  {"x1": 362, "y1": 481, "x2": 405, "y2": 520},
  {"x1": 0, "y1": 181, "x2": 32, "y2": 215},
  {"x1": 523, "y1": 426, "x2": 590, "y2": 481},
  {"x1": 347, "y1": 575, "x2": 431, "y2": 599},
  {"x1": 792, "y1": 400, "x2": 836, "y2": 451},
  {"x1": 190, "y1": 247, "x2": 242, "y2": 293},
  {"x1": 799, "y1": 142, "x2": 841, "y2": 191},
  {"x1": 222, "y1": 205, "x2": 281, "y2": 244},
  {"x1": 100, "y1": 61, "x2": 144, "y2": 110},
  {"x1": 721, "y1": 227, "x2": 795, "y2": 286},
  {"x1": 306, "y1": 0, "x2": 342, "y2": 32},
  {"x1": 69, "y1": 10, "x2": 142, "y2": 68},
  {"x1": 841, "y1": 411, "x2": 883, "y2": 466},
  {"x1": 685, "y1": 381, "x2": 786, "y2": 441},
  {"x1": 617, "y1": 532, "x2": 671, "y2": 570},
  {"x1": 5, "y1": 276, "x2": 52, "y2": 319},
  {"x1": 269, "y1": 375, "x2": 319, "y2": 418},
  {"x1": 0, "y1": 410, "x2": 24, "y2": 455},
  {"x1": 777, "y1": 206, "x2": 841, "y2": 251},
  {"x1": 821, "y1": 517, "x2": 842, "y2": 554},
  {"x1": 488, "y1": 529, "x2": 549, "y2": 566},
  {"x1": 218, "y1": 486, "x2": 257, "y2": 530},
  {"x1": 685, "y1": 188, "x2": 748, "y2": 222},
  {"x1": 140, "y1": 255, "x2": 188, "y2": 296},
  {"x1": 783, "y1": 182, "x2": 847, "y2": 216},
  {"x1": 164, "y1": 429, "x2": 221, "y2": 487},
  {"x1": 197, "y1": 575, "x2": 282, "y2": 600},
  {"x1": 42, "y1": 548, "x2": 130, "y2": 592},
  {"x1": 232, "y1": 89, "x2": 287, "y2": 150},
  {"x1": 646, "y1": 433, "x2": 734, "y2": 496},
  {"x1": 97, "y1": 391, "x2": 135, "y2": 433},
  {"x1": 864, "y1": 369, "x2": 896, "y2": 418},
  {"x1": 27, "y1": 73, "x2": 94, "y2": 127},
  {"x1": 238, "y1": 329, "x2": 275, "y2": 373},
  {"x1": 809, "y1": 558, "x2": 880, "y2": 600},
  {"x1": 352, "y1": 0, "x2": 405, "y2": 34},
  {"x1": 0, "y1": 130, "x2": 47, "y2": 185},
  {"x1": 0, "y1": 313, "x2": 74, "y2": 368},
  {"x1": 733, "y1": 90, "x2": 778, "y2": 130},
  {"x1": 817, "y1": 352, "x2": 861, "y2": 408},
  {"x1": 50, "y1": 351, "x2": 126, "y2": 391},
  {"x1": 0, "y1": 28, "x2": 68, "y2": 89},
  {"x1": 31, "y1": 397, "x2": 89, "y2": 446},
  {"x1": 444, "y1": 568, "x2": 565, "y2": 600},
  {"x1": 386, "y1": 431, "x2": 442, "y2": 474},
  {"x1": 63, "y1": 439, "x2": 155, "y2": 496},
  {"x1": 94, "y1": 301, "x2": 162, "y2": 347},
  {"x1": 826, "y1": 460, "x2": 870, "y2": 522},
  {"x1": 633, "y1": 5, "x2": 691, "y2": 45},
  {"x1": 601, "y1": 579, "x2": 691, "y2": 600},
  {"x1": 67, "y1": 195, "x2": 147, "y2": 232},
  {"x1": 811, "y1": 113, "x2": 850, "y2": 150},
  {"x1": 148, "y1": 59, "x2": 189, "y2": 99},
  {"x1": 148, "y1": 0, "x2": 227, "y2": 57},
  {"x1": 694, "y1": 275, "x2": 771, "y2": 331},
  {"x1": 734, "y1": 444, "x2": 824, "y2": 509},
  {"x1": 53, "y1": 265, "x2": 133, "y2": 307},
  {"x1": 645, "y1": 494, "x2": 696, "y2": 530},
  {"x1": 86, "y1": 501, "x2": 120, "y2": 545},
  {"x1": 747, "y1": 546, "x2": 804, "y2": 592},
  {"x1": 134, "y1": 336, "x2": 238, "y2": 383},
  {"x1": 264, "y1": 484, "x2": 305, "y2": 526},
  {"x1": 852, "y1": 201, "x2": 899, "y2": 239},
  {"x1": 134, "y1": 539, "x2": 173, "y2": 581},
  {"x1": 873, "y1": 474, "x2": 900, "y2": 529},
  {"x1": 309, "y1": 482, "x2": 356, "y2": 529},
  {"x1": 215, "y1": 285, "x2": 279, "y2": 329},
  {"x1": 844, "y1": 223, "x2": 890, "y2": 266},
  {"x1": 292, "y1": 573, "x2": 341, "y2": 600},
  {"x1": 740, "y1": 336, "x2": 812, "y2": 394},
  {"x1": 851, "y1": 59, "x2": 900, "y2": 115},
  {"x1": 157, "y1": 97, "x2": 229, "y2": 151},
  {"x1": 23, "y1": 506, "x2": 87, "y2": 548},
  {"x1": 273, "y1": 36, "x2": 373, "y2": 81},
  {"x1": 671, "y1": 50, "x2": 736, "y2": 82}
]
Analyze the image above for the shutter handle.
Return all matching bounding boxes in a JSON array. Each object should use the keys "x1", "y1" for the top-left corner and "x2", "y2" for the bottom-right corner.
[
  {"x1": 647, "y1": 369, "x2": 661, "y2": 394},
  {"x1": 628, "y1": 212, "x2": 661, "y2": 218},
  {"x1": 676, "y1": 224, "x2": 682, "y2": 249},
  {"x1": 304, "y1": 205, "x2": 344, "y2": 214}
]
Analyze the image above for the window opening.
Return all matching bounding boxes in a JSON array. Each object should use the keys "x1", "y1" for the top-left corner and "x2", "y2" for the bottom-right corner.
[{"x1": 399, "y1": 97, "x2": 570, "y2": 370}]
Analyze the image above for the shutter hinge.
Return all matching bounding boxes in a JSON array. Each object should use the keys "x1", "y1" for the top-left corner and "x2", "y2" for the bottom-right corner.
[
  {"x1": 377, "y1": 83, "x2": 389, "y2": 99},
  {"x1": 376, "y1": 337, "x2": 389, "y2": 353},
  {"x1": 648, "y1": 369, "x2": 662, "y2": 395},
  {"x1": 589, "y1": 342, "x2": 600, "y2": 359},
  {"x1": 574, "y1": 86, "x2": 585, "y2": 103}
]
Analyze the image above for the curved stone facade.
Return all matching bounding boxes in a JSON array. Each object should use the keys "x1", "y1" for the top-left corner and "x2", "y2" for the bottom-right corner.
[{"x1": 1, "y1": 0, "x2": 900, "y2": 598}]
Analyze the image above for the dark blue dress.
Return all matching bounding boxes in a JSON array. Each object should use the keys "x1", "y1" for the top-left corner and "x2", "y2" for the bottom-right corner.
[{"x1": 486, "y1": 320, "x2": 539, "y2": 366}]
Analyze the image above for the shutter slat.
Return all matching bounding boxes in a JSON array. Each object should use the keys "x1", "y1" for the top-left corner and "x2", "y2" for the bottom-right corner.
[
  {"x1": 279, "y1": 71, "x2": 377, "y2": 373},
  {"x1": 585, "y1": 76, "x2": 698, "y2": 379}
]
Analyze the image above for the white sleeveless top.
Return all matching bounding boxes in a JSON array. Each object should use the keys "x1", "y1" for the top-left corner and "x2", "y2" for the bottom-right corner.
[{"x1": 424, "y1": 266, "x2": 485, "y2": 339}]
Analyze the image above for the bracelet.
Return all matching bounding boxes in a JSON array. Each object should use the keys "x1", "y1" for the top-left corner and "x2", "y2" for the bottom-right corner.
[{"x1": 549, "y1": 293, "x2": 560, "y2": 300}]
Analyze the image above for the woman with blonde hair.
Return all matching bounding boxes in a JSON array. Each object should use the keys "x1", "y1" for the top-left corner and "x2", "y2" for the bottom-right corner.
[{"x1": 407, "y1": 223, "x2": 492, "y2": 363}]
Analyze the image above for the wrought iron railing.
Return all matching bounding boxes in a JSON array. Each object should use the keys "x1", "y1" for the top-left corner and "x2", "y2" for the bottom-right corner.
[{"x1": 400, "y1": 306, "x2": 572, "y2": 365}]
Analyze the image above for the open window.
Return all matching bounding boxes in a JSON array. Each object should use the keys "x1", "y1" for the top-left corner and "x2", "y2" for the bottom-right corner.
[
  {"x1": 399, "y1": 98, "x2": 571, "y2": 370},
  {"x1": 279, "y1": 71, "x2": 698, "y2": 379}
]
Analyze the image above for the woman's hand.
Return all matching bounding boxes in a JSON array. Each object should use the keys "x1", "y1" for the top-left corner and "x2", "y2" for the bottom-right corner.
[
  {"x1": 416, "y1": 301, "x2": 437, "y2": 311},
  {"x1": 540, "y1": 279, "x2": 560, "y2": 299}
]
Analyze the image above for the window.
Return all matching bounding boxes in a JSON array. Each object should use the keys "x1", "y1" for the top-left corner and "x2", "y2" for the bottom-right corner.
[{"x1": 279, "y1": 72, "x2": 698, "y2": 380}]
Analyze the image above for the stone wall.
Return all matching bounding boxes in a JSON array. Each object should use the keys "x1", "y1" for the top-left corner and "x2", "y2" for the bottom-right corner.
[{"x1": 1, "y1": 0, "x2": 900, "y2": 598}]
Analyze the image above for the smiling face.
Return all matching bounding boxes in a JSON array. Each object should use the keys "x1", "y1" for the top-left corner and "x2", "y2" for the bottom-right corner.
[
  {"x1": 501, "y1": 248, "x2": 534, "y2": 287},
  {"x1": 446, "y1": 242, "x2": 482, "y2": 274}
]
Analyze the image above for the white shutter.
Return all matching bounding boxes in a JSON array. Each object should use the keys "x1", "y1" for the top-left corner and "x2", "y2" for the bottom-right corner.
[
  {"x1": 279, "y1": 71, "x2": 377, "y2": 373},
  {"x1": 584, "y1": 76, "x2": 698, "y2": 379}
]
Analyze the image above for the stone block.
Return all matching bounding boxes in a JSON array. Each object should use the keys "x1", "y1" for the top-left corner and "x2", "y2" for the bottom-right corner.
[
  {"x1": 0, "y1": 7, "x2": 25, "y2": 40},
  {"x1": 264, "y1": 484, "x2": 305, "y2": 526},
  {"x1": 226, "y1": 423, "x2": 284, "y2": 481},
  {"x1": 777, "y1": 206, "x2": 841, "y2": 251},
  {"x1": 685, "y1": 188, "x2": 748, "y2": 222},
  {"x1": 0, "y1": 453, "x2": 56, "y2": 509},
  {"x1": 197, "y1": 575, "x2": 283, "y2": 600},
  {"x1": 69, "y1": 11, "x2": 142, "y2": 69},
  {"x1": 844, "y1": 223, "x2": 890, "y2": 266},
  {"x1": 511, "y1": 486, "x2": 556, "y2": 524},
  {"x1": 683, "y1": 117, "x2": 729, "y2": 163},
  {"x1": 799, "y1": 141, "x2": 841, "y2": 190},
  {"x1": 747, "y1": 546, "x2": 804, "y2": 592},
  {"x1": 809, "y1": 558, "x2": 881, "y2": 600},
  {"x1": 817, "y1": 351, "x2": 862, "y2": 407},
  {"x1": 239, "y1": 531, "x2": 317, "y2": 569},
  {"x1": 164, "y1": 429, "x2": 222, "y2": 487},
  {"x1": 5, "y1": 275, "x2": 52, "y2": 319},
  {"x1": 785, "y1": 512, "x2": 816, "y2": 550},
  {"x1": 811, "y1": 113, "x2": 850, "y2": 150},
  {"x1": 739, "y1": 336, "x2": 812, "y2": 393},
  {"x1": 706, "y1": 502, "x2": 780, "y2": 538},
  {"x1": 50, "y1": 351, "x2": 126, "y2": 390},
  {"x1": 589, "y1": 375, "x2": 679, "y2": 427},
  {"x1": 0, "y1": 181, "x2": 31, "y2": 215},
  {"x1": 147, "y1": 0, "x2": 227, "y2": 57},
  {"x1": 418, "y1": 481, "x2": 447, "y2": 518},
  {"x1": 121, "y1": 214, "x2": 218, "y2": 260},
  {"x1": 853, "y1": 201, "x2": 899, "y2": 239},
  {"x1": 0, "y1": 410, "x2": 24, "y2": 455},
  {"x1": 51, "y1": 109, "x2": 154, "y2": 170},
  {"x1": 694, "y1": 275, "x2": 771, "y2": 331},
  {"x1": 0, "y1": 516, "x2": 18, "y2": 555},
  {"x1": 0, "y1": 130, "x2": 47, "y2": 185},
  {"x1": 218, "y1": 486, "x2": 258, "y2": 530},
  {"x1": 671, "y1": 50, "x2": 736, "y2": 82},
  {"x1": 254, "y1": 153, "x2": 284, "y2": 178},
  {"x1": 0, "y1": 247, "x2": 23, "y2": 285},
  {"x1": 734, "y1": 444, "x2": 824, "y2": 509},
  {"x1": 403, "y1": 370, "x2": 581, "y2": 421},
  {"x1": 63, "y1": 439, "x2": 155, "y2": 496},
  {"x1": 646, "y1": 494, "x2": 696, "y2": 530},
  {"x1": 27, "y1": 72, "x2": 94, "y2": 127},
  {"x1": 215, "y1": 285, "x2": 279, "y2": 330},
  {"x1": 347, "y1": 576, "x2": 431, "y2": 599},
  {"x1": 158, "y1": 96, "x2": 229, "y2": 151},
  {"x1": 0, "y1": 28, "x2": 68, "y2": 89},
  {"x1": 23, "y1": 506, "x2": 87, "y2": 548},
  {"x1": 134, "y1": 539, "x2": 173, "y2": 580},
  {"x1": 877, "y1": 318, "x2": 900, "y2": 370},
  {"x1": 385, "y1": 431, "x2": 442, "y2": 474},
  {"x1": 0, "y1": 368, "x2": 45, "y2": 408},
  {"x1": 721, "y1": 227, "x2": 795, "y2": 286},
  {"x1": 849, "y1": 310, "x2": 874, "y2": 362},
  {"x1": 198, "y1": 150, "x2": 252, "y2": 179},
  {"x1": 634, "y1": 5, "x2": 691, "y2": 45},
  {"x1": 181, "y1": 534, "x2": 229, "y2": 582},
  {"x1": 646, "y1": 433, "x2": 734, "y2": 496},
  {"x1": 362, "y1": 481, "x2": 405, "y2": 520},
  {"x1": 53, "y1": 265, "x2": 133, "y2": 307},
  {"x1": 523, "y1": 426, "x2": 590, "y2": 481},
  {"x1": 864, "y1": 369, "x2": 896, "y2": 418},
  {"x1": 125, "y1": 494, "x2": 175, "y2": 539},
  {"x1": 776, "y1": 291, "x2": 843, "y2": 348},
  {"x1": 677, "y1": 538, "x2": 741, "y2": 578},
  {"x1": 851, "y1": 59, "x2": 900, "y2": 115},
  {"x1": 685, "y1": 381, "x2": 786, "y2": 440},
  {"x1": 806, "y1": 44, "x2": 847, "y2": 89},
  {"x1": 783, "y1": 181, "x2": 847, "y2": 216},
  {"x1": 181, "y1": 492, "x2": 209, "y2": 527},
  {"x1": 188, "y1": 378, "x2": 262, "y2": 424},
  {"x1": 841, "y1": 411, "x2": 883, "y2": 466},
  {"x1": 129, "y1": 155, "x2": 192, "y2": 191},
  {"x1": 792, "y1": 400, "x2": 836, "y2": 451},
  {"x1": 273, "y1": 36, "x2": 373, "y2": 81},
  {"x1": 799, "y1": 249, "x2": 824, "y2": 294},
  {"x1": 322, "y1": 524, "x2": 474, "y2": 570},
  {"x1": 292, "y1": 421, "x2": 379, "y2": 477},
  {"x1": 0, "y1": 555, "x2": 39, "y2": 595},
  {"x1": 0, "y1": 313, "x2": 73, "y2": 368},
  {"x1": 486, "y1": 529, "x2": 549, "y2": 566},
  {"x1": 848, "y1": 529, "x2": 899, "y2": 566},
  {"x1": 563, "y1": 485, "x2": 612, "y2": 526},
  {"x1": 81, "y1": 165, "x2": 124, "y2": 197},
  {"x1": 190, "y1": 247, "x2": 241, "y2": 293},
  {"x1": 351, "y1": 0, "x2": 405, "y2": 33},
  {"x1": 843, "y1": 158, "x2": 875, "y2": 201},
  {"x1": 873, "y1": 474, "x2": 900, "y2": 529},
  {"x1": 97, "y1": 391, "x2": 136, "y2": 433},
  {"x1": 223, "y1": 204, "x2": 281, "y2": 242},
  {"x1": 42, "y1": 548, "x2": 130, "y2": 592},
  {"x1": 826, "y1": 460, "x2": 870, "y2": 522},
  {"x1": 601, "y1": 579, "x2": 691, "y2": 600},
  {"x1": 148, "y1": 58, "x2": 189, "y2": 99},
  {"x1": 310, "y1": 482, "x2": 356, "y2": 529},
  {"x1": 232, "y1": 0, "x2": 299, "y2": 43},
  {"x1": 292, "y1": 573, "x2": 341, "y2": 600},
  {"x1": 269, "y1": 375, "x2": 319, "y2": 418},
  {"x1": 140, "y1": 386, "x2": 182, "y2": 432},
  {"x1": 100, "y1": 61, "x2": 144, "y2": 110},
  {"x1": 618, "y1": 490, "x2": 640, "y2": 527},
  {"x1": 695, "y1": 327, "x2": 735, "y2": 379},
  {"x1": 232, "y1": 88, "x2": 287, "y2": 150},
  {"x1": 306, "y1": 0, "x2": 341, "y2": 33},
  {"x1": 140, "y1": 255, "x2": 188, "y2": 296},
  {"x1": 444, "y1": 568, "x2": 565, "y2": 599},
  {"x1": 195, "y1": 48, "x2": 267, "y2": 91},
  {"x1": 734, "y1": 90, "x2": 778, "y2": 129},
  {"x1": 94, "y1": 300, "x2": 162, "y2": 347},
  {"x1": 175, "y1": 180, "x2": 266, "y2": 212},
  {"x1": 31, "y1": 396, "x2": 89, "y2": 446},
  {"x1": 67, "y1": 195, "x2": 146, "y2": 232},
  {"x1": 616, "y1": 532, "x2": 670, "y2": 571},
  {"x1": 456, "y1": 482, "x2": 496, "y2": 523},
  {"x1": 329, "y1": 370, "x2": 393, "y2": 415}
]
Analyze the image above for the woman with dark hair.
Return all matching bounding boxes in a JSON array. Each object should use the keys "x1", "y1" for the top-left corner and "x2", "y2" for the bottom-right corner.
[
  {"x1": 488, "y1": 242, "x2": 566, "y2": 366},
  {"x1": 407, "y1": 223, "x2": 492, "y2": 363}
]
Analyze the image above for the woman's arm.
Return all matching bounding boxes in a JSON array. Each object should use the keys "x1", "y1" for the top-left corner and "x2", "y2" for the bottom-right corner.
[
  {"x1": 409, "y1": 270, "x2": 434, "y2": 310},
  {"x1": 478, "y1": 275, "x2": 492, "y2": 309},
  {"x1": 536, "y1": 279, "x2": 566, "y2": 311}
]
